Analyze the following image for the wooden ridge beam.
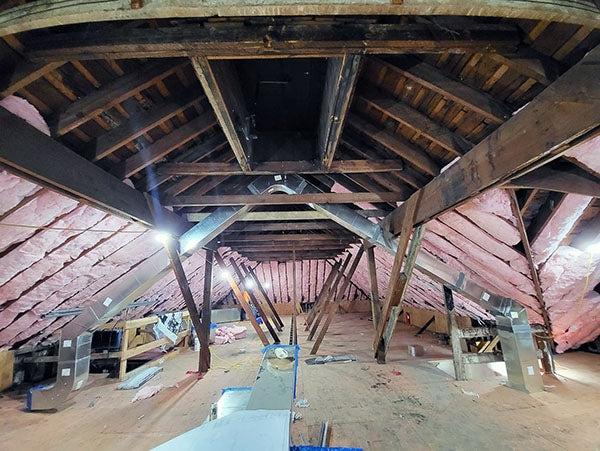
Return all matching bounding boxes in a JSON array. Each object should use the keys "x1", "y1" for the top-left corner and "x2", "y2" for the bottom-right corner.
[
  {"x1": 0, "y1": 107, "x2": 186, "y2": 234},
  {"x1": 383, "y1": 44, "x2": 600, "y2": 236},
  {"x1": 168, "y1": 191, "x2": 406, "y2": 207},
  {"x1": 504, "y1": 166, "x2": 600, "y2": 197},
  {"x1": 348, "y1": 114, "x2": 441, "y2": 176},
  {"x1": 25, "y1": 23, "x2": 521, "y2": 61},
  {"x1": 370, "y1": 57, "x2": 511, "y2": 124},
  {"x1": 358, "y1": 87, "x2": 473, "y2": 157},
  {"x1": 157, "y1": 159, "x2": 404, "y2": 176},
  {"x1": 319, "y1": 54, "x2": 362, "y2": 169},
  {"x1": 92, "y1": 95, "x2": 203, "y2": 162},
  {"x1": 192, "y1": 57, "x2": 252, "y2": 172},
  {"x1": 55, "y1": 60, "x2": 185, "y2": 136},
  {"x1": 118, "y1": 112, "x2": 217, "y2": 179}
]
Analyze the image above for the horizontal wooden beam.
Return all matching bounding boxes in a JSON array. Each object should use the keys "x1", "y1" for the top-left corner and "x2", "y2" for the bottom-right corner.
[
  {"x1": 117, "y1": 112, "x2": 217, "y2": 179},
  {"x1": 383, "y1": 44, "x2": 600, "y2": 236},
  {"x1": 240, "y1": 251, "x2": 343, "y2": 261},
  {"x1": 168, "y1": 191, "x2": 405, "y2": 207},
  {"x1": 188, "y1": 211, "x2": 330, "y2": 222},
  {"x1": 26, "y1": 23, "x2": 520, "y2": 61},
  {"x1": 55, "y1": 61, "x2": 185, "y2": 136},
  {"x1": 231, "y1": 244, "x2": 350, "y2": 253},
  {"x1": 370, "y1": 57, "x2": 511, "y2": 124},
  {"x1": 158, "y1": 159, "x2": 404, "y2": 176},
  {"x1": 2, "y1": 1, "x2": 598, "y2": 37},
  {"x1": 227, "y1": 221, "x2": 344, "y2": 232},
  {"x1": 348, "y1": 114, "x2": 441, "y2": 176},
  {"x1": 0, "y1": 107, "x2": 187, "y2": 234},
  {"x1": 219, "y1": 233, "x2": 354, "y2": 243},
  {"x1": 504, "y1": 166, "x2": 600, "y2": 197}
]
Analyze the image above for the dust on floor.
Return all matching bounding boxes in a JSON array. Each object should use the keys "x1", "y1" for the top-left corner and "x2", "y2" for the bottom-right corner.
[{"x1": 0, "y1": 314, "x2": 599, "y2": 451}]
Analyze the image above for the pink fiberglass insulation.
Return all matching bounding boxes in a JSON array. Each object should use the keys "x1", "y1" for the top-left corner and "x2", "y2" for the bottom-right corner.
[
  {"x1": 0, "y1": 170, "x2": 41, "y2": 216},
  {"x1": 564, "y1": 134, "x2": 600, "y2": 177},
  {"x1": 456, "y1": 189, "x2": 520, "y2": 246},
  {"x1": 540, "y1": 246, "x2": 600, "y2": 352},
  {"x1": 0, "y1": 95, "x2": 50, "y2": 136},
  {"x1": 331, "y1": 182, "x2": 384, "y2": 211},
  {"x1": 0, "y1": 205, "x2": 108, "y2": 286},
  {"x1": 0, "y1": 190, "x2": 79, "y2": 253},
  {"x1": 531, "y1": 194, "x2": 593, "y2": 265},
  {"x1": 0, "y1": 214, "x2": 127, "y2": 304}
]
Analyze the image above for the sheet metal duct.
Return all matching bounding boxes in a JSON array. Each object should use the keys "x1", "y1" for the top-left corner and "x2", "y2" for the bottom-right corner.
[
  {"x1": 28, "y1": 204, "x2": 249, "y2": 410},
  {"x1": 263, "y1": 175, "x2": 543, "y2": 393},
  {"x1": 27, "y1": 178, "x2": 309, "y2": 411}
]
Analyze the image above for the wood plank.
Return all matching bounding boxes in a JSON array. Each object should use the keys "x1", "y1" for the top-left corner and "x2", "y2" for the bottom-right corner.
[
  {"x1": 365, "y1": 242, "x2": 381, "y2": 330},
  {"x1": 55, "y1": 61, "x2": 184, "y2": 135},
  {"x1": 384, "y1": 44, "x2": 600, "y2": 236},
  {"x1": 26, "y1": 22, "x2": 521, "y2": 61},
  {"x1": 359, "y1": 88, "x2": 473, "y2": 156},
  {"x1": 192, "y1": 57, "x2": 252, "y2": 172},
  {"x1": 118, "y1": 112, "x2": 217, "y2": 179},
  {"x1": 199, "y1": 249, "x2": 213, "y2": 372},
  {"x1": 371, "y1": 57, "x2": 511, "y2": 124},
  {"x1": 319, "y1": 54, "x2": 362, "y2": 168},
  {"x1": 443, "y1": 286, "x2": 466, "y2": 381},
  {"x1": 187, "y1": 211, "x2": 330, "y2": 222},
  {"x1": 2, "y1": 1, "x2": 599, "y2": 38},
  {"x1": 214, "y1": 251, "x2": 269, "y2": 345},
  {"x1": 0, "y1": 107, "x2": 186, "y2": 234},
  {"x1": 92, "y1": 95, "x2": 202, "y2": 161},
  {"x1": 168, "y1": 191, "x2": 406, "y2": 207},
  {"x1": 347, "y1": 114, "x2": 441, "y2": 176},
  {"x1": 1, "y1": 60, "x2": 64, "y2": 97},
  {"x1": 243, "y1": 263, "x2": 284, "y2": 331},
  {"x1": 228, "y1": 221, "x2": 344, "y2": 233},
  {"x1": 373, "y1": 193, "x2": 420, "y2": 352},
  {"x1": 508, "y1": 190, "x2": 553, "y2": 337},
  {"x1": 157, "y1": 159, "x2": 404, "y2": 176},
  {"x1": 504, "y1": 166, "x2": 600, "y2": 197}
]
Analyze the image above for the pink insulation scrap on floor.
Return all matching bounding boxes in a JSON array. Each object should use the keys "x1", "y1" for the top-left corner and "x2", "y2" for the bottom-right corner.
[{"x1": 214, "y1": 325, "x2": 247, "y2": 345}]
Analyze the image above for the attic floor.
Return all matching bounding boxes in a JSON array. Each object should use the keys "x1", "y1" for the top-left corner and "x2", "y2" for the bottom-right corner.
[{"x1": 0, "y1": 313, "x2": 599, "y2": 450}]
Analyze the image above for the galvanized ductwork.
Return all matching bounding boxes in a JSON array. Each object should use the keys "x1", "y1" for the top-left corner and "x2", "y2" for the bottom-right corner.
[{"x1": 261, "y1": 175, "x2": 543, "y2": 392}]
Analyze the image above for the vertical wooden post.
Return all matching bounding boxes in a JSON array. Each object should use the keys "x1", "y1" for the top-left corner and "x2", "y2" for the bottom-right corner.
[
  {"x1": 199, "y1": 249, "x2": 214, "y2": 373},
  {"x1": 310, "y1": 246, "x2": 365, "y2": 354},
  {"x1": 164, "y1": 240, "x2": 208, "y2": 370},
  {"x1": 365, "y1": 241, "x2": 381, "y2": 330},
  {"x1": 443, "y1": 285, "x2": 466, "y2": 381},
  {"x1": 214, "y1": 251, "x2": 270, "y2": 346},
  {"x1": 118, "y1": 327, "x2": 130, "y2": 381}
]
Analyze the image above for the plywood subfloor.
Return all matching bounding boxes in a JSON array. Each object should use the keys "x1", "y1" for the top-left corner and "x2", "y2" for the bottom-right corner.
[{"x1": 1, "y1": 313, "x2": 599, "y2": 450}]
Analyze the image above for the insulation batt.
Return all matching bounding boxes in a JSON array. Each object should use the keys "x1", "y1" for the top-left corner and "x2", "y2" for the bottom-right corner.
[
  {"x1": 531, "y1": 194, "x2": 593, "y2": 265},
  {"x1": 0, "y1": 170, "x2": 40, "y2": 216}
]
